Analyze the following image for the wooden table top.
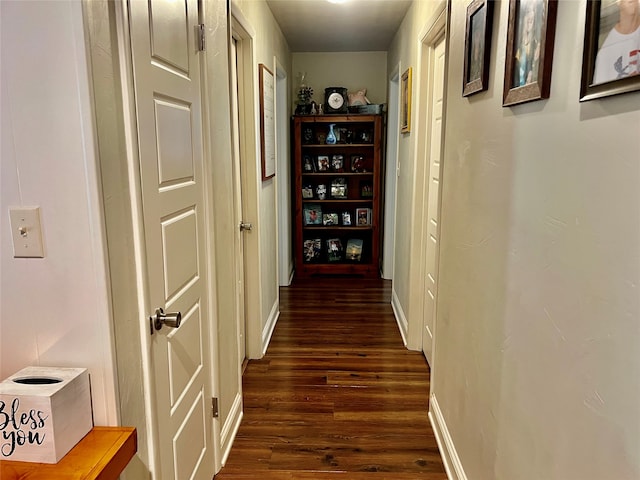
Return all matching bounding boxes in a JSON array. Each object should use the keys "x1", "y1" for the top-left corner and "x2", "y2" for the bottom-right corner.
[{"x1": 0, "y1": 426, "x2": 137, "y2": 479}]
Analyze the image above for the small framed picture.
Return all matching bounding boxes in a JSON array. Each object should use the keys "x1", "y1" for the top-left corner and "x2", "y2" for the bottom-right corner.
[
  {"x1": 331, "y1": 154, "x2": 344, "y2": 172},
  {"x1": 303, "y1": 238, "x2": 322, "y2": 263},
  {"x1": 580, "y1": 0, "x2": 640, "y2": 101},
  {"x1": 463, "y1": 0, "x2": 495, "y2": 97},
  {"x1": 322, "y1": 213, "x2": 339, "y2": 226},
  {"x1": 360, "y1": 182, "x2": 373, "y2": 198},
  {"x1": 401, "y1": 67, "x2": 412, "y2": 133},
  {"x1": 303, "y1": 204, "x2": 322, "y2": 225},
  {"x1": 331, "y1": 177, "x2": 348, "y2": 199},
  {"x1": 327, "y1": 238, "x2": 343, "y2": 262},
  {"x1": 316, "y1": 155, "x2": 329, "y2": 171},
  {"x1": 342, "y1": 211, "x2": 352, "y2": 226},
  {"x1": 302, "y1": 154, "x2": 315, "y2": 172},
  {"x1": 302, "y1": 185, "x2": 314, "y2": 199},
  {"x1": 356, "y1": 207, "x2": 371, "y2": 226},
  {"x1": 351, "y1": 155, "x2": 365, "y2": 173},
  {"x1": 503, "y1": 0, "x2": 558, "y2": 107}
]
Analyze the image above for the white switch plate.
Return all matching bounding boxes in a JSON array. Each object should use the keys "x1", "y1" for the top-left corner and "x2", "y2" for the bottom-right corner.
[{"x1": 9, "y1": 207, "x2": 45, "y2": 258}]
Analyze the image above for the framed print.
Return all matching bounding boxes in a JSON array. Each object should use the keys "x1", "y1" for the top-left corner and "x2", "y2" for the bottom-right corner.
[
  {"x1": 401, "y1": 67, "x2": 412, "y2": 133},
  {"x1": 463, "y1": 0, "x2": 495, "y2": 96},
  {"x1": 259, "y1": 64, "x2": 275, "y2": 179},
  {"x1": 503, "y1": 0, "x2": 558, "y2": 106},
  {"x1": 580, "y1": 0, "x2": 640, "y2": 101}
]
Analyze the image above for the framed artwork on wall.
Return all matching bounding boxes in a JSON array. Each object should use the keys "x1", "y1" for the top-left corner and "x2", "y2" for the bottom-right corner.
[
  {"x1": 580, "y1": 0, "x2": 640, "y2": 101},
  {"x1": 401, "y1": 67, "x2": 412, "y2": 133},
  {"x1": 463, "y1": 0, "x2": 495, "y2": 97},
  {"x1": 503, "y1": 0, "x2": 558, "y2": 106},
  {"x1": 259, "y1": 63, "x2": 275, "y2": 180}
]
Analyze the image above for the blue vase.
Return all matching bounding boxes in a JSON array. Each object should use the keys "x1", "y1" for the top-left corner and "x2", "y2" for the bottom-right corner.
[{"x1": 326, "y1": 124, "x2": 337, "y2": 145}]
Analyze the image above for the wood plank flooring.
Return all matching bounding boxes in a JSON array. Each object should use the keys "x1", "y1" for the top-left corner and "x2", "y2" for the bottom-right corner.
[{"x1": 215, "y1": 277, "x2": 446, "y2": 480}]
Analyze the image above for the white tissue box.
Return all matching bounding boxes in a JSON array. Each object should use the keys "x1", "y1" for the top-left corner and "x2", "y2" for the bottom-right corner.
[{"x1": 0, "y1": 366, "x2": 93, "y2": 463}]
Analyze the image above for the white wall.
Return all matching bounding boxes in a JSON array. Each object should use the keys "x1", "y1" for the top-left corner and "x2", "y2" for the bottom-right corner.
[
  {"x1": 292, "y1": 51, "x2": 388, "y2": 109},
  {"x1": 432, "y1": 1, "x2": 639, "y2": 479},
  {"x1": 0, "y1": 1, "x2": 117, "y2": 426}
]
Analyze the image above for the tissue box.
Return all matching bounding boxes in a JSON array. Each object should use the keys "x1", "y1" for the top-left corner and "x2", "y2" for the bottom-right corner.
[{"x1": 0, "y1": 366, "x2": 93, "y2": 463}]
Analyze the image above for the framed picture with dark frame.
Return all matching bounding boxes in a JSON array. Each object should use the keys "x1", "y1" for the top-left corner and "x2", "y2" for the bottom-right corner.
[
  {"x1": 580, "y1": 0, "x2": 640, "y2": 102},
  {"x1": 401, "y1": 67, "x2": 412, "y2": 133},
  {"x1": 463, "y1": 0, "x2": 495, "y2": 97},
  {"x1": 503, "y1": 0, "x2": 558, "y2": 107}
]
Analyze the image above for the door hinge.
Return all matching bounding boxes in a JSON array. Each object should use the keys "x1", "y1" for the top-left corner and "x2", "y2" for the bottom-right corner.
[
  {"x1": 197, "y1": 24, "x2": 205, "y2": 52},
  {"x1": 211, "y1": 397, "x2": 219, "y2": 418}
]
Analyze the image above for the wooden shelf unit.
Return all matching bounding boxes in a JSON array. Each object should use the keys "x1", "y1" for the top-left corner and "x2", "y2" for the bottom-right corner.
[{"x1": 292, "y1": 114, "x2": 383, "y2": 278}]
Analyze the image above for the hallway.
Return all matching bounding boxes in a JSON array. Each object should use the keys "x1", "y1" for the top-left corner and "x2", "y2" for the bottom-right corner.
[{"x1": 215, "y1": 277, "x2": 446, "y2": 479}]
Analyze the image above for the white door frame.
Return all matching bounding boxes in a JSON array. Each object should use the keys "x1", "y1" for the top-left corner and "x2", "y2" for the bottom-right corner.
[
  {"x1": 276, "y1": 59, "x2": 292, "y2": 286},
  {"x1": 230, "y1": 4, "x2": 263, "y2": 359},
  {"x1": 383, "y1": 65, "x2": 401, "y2": 280},
  {"x1": 415, "y1": 2, "x2": 448, "y2": 368}
]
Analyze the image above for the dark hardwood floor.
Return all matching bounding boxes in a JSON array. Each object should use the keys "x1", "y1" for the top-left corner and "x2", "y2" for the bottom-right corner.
[{"x1": 215, "y1": 277, "x2": 446, "y2": 480}]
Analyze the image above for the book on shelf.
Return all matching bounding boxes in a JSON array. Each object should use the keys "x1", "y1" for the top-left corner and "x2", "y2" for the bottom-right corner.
[
  {"x1": 326, "y1": 238, "x2": 343, "y2": 262},
  {"x1": 303, "y1": 238, "x2": 322, "y2": 263},
  {"x1": 303, "y1": 204, "x2": 323, "y2": 225},
  {"x1": 345, "y1": 238, "x2": 363, "y2": 262}
]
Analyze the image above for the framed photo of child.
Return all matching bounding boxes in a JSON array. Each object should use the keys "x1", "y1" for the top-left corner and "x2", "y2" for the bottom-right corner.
[
  {"x1": 580, "y1": 0, "x2": 640, "y2": 101},
  {"x1": 503, "y1": 0, "x2": 558, "y2": 106}
]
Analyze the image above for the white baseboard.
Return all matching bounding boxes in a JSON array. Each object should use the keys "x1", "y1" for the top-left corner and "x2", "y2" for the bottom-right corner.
[
  {"x1": 220, "y1": 392, "x2": 243, "y2": 466},
  {"x1": 262, "y1": 299, "x2": 280, "y2": 355},
  {"x1": 429, "y1": 393, "x2": 467, "y2": 480},
  {"x1": 391, "y1": 287, "x2": 408, "y2": 346}
]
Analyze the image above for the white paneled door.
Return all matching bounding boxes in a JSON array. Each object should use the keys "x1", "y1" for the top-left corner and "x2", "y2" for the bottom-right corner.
[
  {"x1": 423, "y1": 37, "x2": 446, "y2": 365},
  {"x1": 129, "y1": 1, "x2": 215, "y2": 478}
]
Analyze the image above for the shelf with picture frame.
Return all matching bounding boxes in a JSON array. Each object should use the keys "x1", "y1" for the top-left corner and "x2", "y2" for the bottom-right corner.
[{"x1": 292, "y1": 114, "x2": 383, "y2": 278}]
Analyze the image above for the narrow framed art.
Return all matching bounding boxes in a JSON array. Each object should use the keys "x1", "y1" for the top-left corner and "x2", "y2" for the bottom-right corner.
[
  {"x1": 503, "y1": 0, "x2": 558, "y2": 106},
  {"x1": 259, "y1": 63, "x2": 275, "y2": 180},
  {"x1": 463, "y1": 0, "x2": 495, "y2": 96},
  {"x1": 401, "y1": 67, "x2": 412, "y2": 133},
  {"x1": 580, "y1": 0, "x2": 640, "y2": 101}
]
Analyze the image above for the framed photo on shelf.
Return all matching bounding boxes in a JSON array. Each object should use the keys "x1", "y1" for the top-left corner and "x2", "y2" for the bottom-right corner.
[
  {"x1": 327, "y1": 238, "x2": 343, "y2": 262},
  {"x1": 356, "y1": 207, "x2": 371, "y2": 226},
  {"x1": 401, "y1": 67, "x2": 412, "y2": 133},
  {"x1": 316, "y1": 155, "x2": 330, "y2": 171},
  {"x1": 303, "y1": 204, "x2": 322, "y2": 225},
  {"x1": 331, "y1": 154, "x2": 345, "y2": 172},
  {"x1": 346, "y1": 238, "x2": 363, "y2": 262},
  {"x1": 463, "y1": 0, "x2": 495, "y2": 97},
  {"x1": 331, "y1": 178, "x2": 348, "y2": 199},
  {"x1": 360, "y1": 182, "x2": 373, "y2": 198},
  {"x1": 322, "y1": 213, "x2": 339, "y2": 226},
  {"x1": 303, "y1": 239, "x2": 322, "y2": 263},
  {"x1": 351, "y1": 155, "x2": 365, "y2": 173},
  {"x1": 302, "y1": 154, "x2": 315, "y2": 172},
  {"x1": 302, "y1": 185, "x2": 314, "y2": 199},
  {"x1": 503, "y1": 0, "x2": 558, "y2": 107},
  {"x1": 580, "y1": 0, "x2": 640, "y2": 101},
  {"x1": 341, "y1": 211, "x2": 352, "y2": 226}
]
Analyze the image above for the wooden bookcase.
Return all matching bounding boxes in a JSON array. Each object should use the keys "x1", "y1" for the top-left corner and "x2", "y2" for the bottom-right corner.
[{"x1": 292, "y1": 114, "x2": 383, "y2": 278}]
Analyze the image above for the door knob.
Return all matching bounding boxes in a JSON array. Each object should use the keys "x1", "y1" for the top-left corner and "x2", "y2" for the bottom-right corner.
[
  {"x1": 150, "y1": 307, "x2": 181, "y2": 334},
  {"x1": 239, "y1": 222, "x2": 252, "y2": 231}
]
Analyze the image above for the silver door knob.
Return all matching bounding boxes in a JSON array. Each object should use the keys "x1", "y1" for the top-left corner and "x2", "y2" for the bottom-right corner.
[
  {"x1": 239, "y1": 222, "x2": 252, "y2": 231},
  {"x1": 150, "y1": 307, "x2": 181, "y2": 333}
]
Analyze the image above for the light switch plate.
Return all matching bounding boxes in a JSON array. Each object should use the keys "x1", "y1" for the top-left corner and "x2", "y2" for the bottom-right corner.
[{"x1": 9, "y1": 207, "x2": 45, "y2": 258}]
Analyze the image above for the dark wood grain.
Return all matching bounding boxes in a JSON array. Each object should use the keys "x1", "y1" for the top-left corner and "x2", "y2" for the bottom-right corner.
[{"x1": 215, "y1": 278, "x2": 446, "y2": 479}]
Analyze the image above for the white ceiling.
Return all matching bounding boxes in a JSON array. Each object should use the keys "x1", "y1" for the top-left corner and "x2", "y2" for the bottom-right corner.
[{"x1": 265, "y1": 0, "x2": 413, "y2": 52}]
